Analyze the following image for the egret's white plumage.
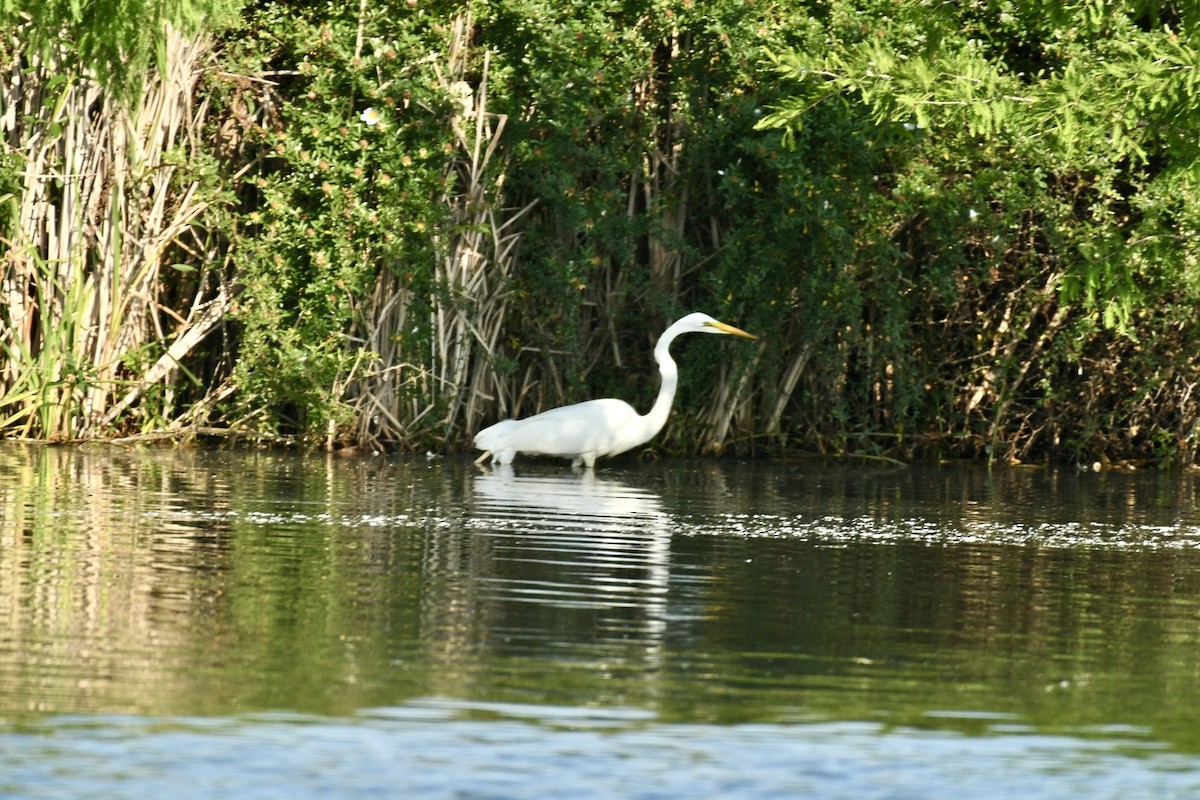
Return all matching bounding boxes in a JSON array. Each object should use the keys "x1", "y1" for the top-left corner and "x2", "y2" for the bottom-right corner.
[{"x1": 473, "y1": 312, "x2": 757, "y2": 468}]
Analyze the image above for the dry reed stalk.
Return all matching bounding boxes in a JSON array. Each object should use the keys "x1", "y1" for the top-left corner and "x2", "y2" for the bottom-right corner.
[
  {"x1": 767, "y1": 343, "x2": 812, "y2": 435},
  {"x1": 0, "y1": 23, "x2": 227, "y2": 439},
  {"x1": 703, "y1": 344, "x2": 763, "y2": 453},
  {"x1": 352, "y1": 271, "x2": 422, "y2": 448}
]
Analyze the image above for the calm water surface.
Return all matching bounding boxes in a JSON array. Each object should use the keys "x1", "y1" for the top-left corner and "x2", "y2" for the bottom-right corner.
[{"x1": 2, "y1": 444, "x2": 1200, "y2": 798}]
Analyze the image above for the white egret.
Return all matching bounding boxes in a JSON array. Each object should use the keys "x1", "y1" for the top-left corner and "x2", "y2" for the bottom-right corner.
[{"x1": 474, "y1": 312, "x2": 757, "y2": 468}]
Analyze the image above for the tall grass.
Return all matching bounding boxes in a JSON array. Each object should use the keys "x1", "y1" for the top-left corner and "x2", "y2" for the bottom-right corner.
[{"x1": 0, "y1": 22, "x2": 229, "y2": 440}]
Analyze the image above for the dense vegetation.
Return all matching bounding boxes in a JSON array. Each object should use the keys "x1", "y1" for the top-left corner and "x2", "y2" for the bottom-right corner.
[{"x1": 2, "y1": 0, "x2": 1199, "y2": 465}]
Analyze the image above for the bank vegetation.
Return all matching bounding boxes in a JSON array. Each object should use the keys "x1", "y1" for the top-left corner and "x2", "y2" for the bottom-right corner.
[{"x1": 2, "y1": 0, "x2": 1199, "y2": 466}]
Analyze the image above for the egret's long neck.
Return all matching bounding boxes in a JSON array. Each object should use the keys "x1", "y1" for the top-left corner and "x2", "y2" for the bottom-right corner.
[{"x1": 639, "y1": 329, "x2": 682, "y2": 443}]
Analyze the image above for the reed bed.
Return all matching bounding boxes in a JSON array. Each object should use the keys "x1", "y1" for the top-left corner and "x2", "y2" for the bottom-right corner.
[{"x1": 0, "y1": 23, "x2": 229, "y2": 440}]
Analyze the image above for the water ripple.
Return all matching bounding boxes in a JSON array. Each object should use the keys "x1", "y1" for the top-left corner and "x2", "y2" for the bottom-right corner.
[{"x1": 3, "y1": 706, "x2": 1199, "y2": 800}]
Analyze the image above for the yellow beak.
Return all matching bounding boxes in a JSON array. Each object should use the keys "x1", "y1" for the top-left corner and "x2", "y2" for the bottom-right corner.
[{"x1": 708, "y1": 320, "x2": 758, "y2": 340}]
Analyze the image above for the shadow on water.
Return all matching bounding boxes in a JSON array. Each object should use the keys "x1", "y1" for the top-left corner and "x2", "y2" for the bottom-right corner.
[{"x1": 3, "y1": 445, "x2": 1200, "y2": 797}]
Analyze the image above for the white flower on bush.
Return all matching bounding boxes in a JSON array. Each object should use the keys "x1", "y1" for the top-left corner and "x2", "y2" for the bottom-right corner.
[
  {"x1": 447, "y1": 81, "x2": 474, "y2": 118},
  {"x1": 360, "y1": 107, "x2": 382, "y2": 126}
]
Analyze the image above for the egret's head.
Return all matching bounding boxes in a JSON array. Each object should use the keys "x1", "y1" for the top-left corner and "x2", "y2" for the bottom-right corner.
[{"x1": 681, "y1": 312, "x2": 757, "y2": 340}]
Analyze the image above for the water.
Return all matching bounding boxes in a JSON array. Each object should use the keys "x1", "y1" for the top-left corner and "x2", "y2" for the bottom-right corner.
[{"x1": 2, "y1": 445, "x2": 1200, "y2": 798}]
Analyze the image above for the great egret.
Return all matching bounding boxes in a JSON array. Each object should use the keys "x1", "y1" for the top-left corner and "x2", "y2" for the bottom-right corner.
[{"x1": 474, "y1": 312, "x2": 757, "y2": 468}]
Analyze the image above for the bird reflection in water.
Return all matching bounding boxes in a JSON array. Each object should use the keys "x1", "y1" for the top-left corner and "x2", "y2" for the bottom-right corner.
[{"x1": 470, "y1": 466, "x2": 672, "y2": 659}]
